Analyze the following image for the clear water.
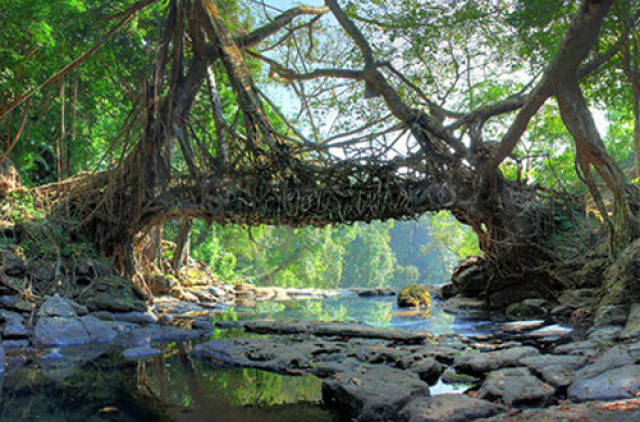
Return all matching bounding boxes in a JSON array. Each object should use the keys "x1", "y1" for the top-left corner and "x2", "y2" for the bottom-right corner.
[
  {"x1": 1, "y1": 295, "x2": 490, "y2": 421},
  {"x1": 215, "y1": 295, "x2": 496, "y2": 337}
]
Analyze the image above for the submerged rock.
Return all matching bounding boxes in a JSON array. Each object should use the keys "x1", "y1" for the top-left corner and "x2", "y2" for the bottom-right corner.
[
  {"x1": 399, "y1": 393, "x2": 505, "y2": 422},
  {"x1": 322, "y1": 366, "x2": 430, "y2": 422},
  {"x1": 478, "y1": 367, "x2": 555, "y2": 407}
]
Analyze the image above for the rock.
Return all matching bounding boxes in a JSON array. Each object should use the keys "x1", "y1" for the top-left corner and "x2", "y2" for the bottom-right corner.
[
  {"x1": 80, "y1": 276, "x2": 147, "y2": 312},
  {"x1": 208, "y1": 286, "x2": 227, "y2": 299},
  {"x1": 399, "y1": 394, "x2": 505, "y2": 422},
  {"x1": 488, "y1": 286, "x2": 543, "y2": 310},
  {"x1": 478, "y1": 367, "x2": 555, "y2": 407},
  {"x1": 2, "y1": 339, "x2": 28, "y2": 349},
  {"x1": 244, "y1": 320, "x2": 429, "y2": 343},
  {"x1": 552, "y1": 340, "x2": 598, "y2": 355},
  {"x1": 454, "y1": 346, "x2": 539, "y2": 376},
  {"x1": 122, "y1": 346, "x2": 161, "y2": 360},
  {"x1": 1, "y1": 251, "x2": 25, "y2": 276},
  {"x1": 358, "y1": 287, "x2": 395, "y2": 297},
  {"x1": 409, "y1": 358, "x2": 444, "y2": 385},
  {"x1": 0, "y1": 310, "x2": 28, "y2": 338},
  {"x1": 594, "y1": 304, "x2": 629, "y2": 326},
  {"x1": 90, "y1": 310, "x2": 158, "y2": 324},
  {"x1": 586, "y1": 326, "x2": 621, "y2": 343},
  {"x1": 518, "y1": 354, "x2": 586, "y2": 388},
  {"x1": 621, "y1": 303, "x2": 640, "y2": 339},
  {"x1": 80, "y1": 315, "x2": 134, "y2": 343},
  {"x1": 322, "y1": 366, "x2": 430, "y2": 422},
  {"x1": 33, "y1": 317, "x2": 90, "y2": 346},
  {"x1": 397, "y1": 284, "x2": 431, "y2": 308},
  {"x1": 441, "y1": 368, "x2": 479, "y2": 384},
  {"x1": 558, "y1": 288, "x2": 596, "y2": 308},
  {"x1": 432, "y1": 283, "x2": 456, "y2": 300},
  {"x1": 569, "y1": 365, "x2": 640, "y2": 402},
  {"x1": 479, "y1": 398, "x2": 640, "y2": 421},
  {"x1": 451, "y1": 256, "x2": 487, "y2": 297},
  {"x1": 550, "y1": 304, "x2": 574, "y2": 322},
  {"x1": 506, "y1": 299, "x2": 549, "y2": 320},
  {"x1": 148, "y1": 274, "x2": 174, "y2": 295},
  {"x1": 0, "y1": 295, "x2": 34, "y2": 312},
  {"x1": 115, "y1": 325, "x2": 203, "y2": 348},
  {"x1": 0, "y1": 345, "x2": 4, "y2": 373},
  {"x1": 572, "y1": 345, "x2": 633, "y2": 382},
  {"x1": 598, "y1": 239, "x2": 640, "y2": 312},
  {"x1": 310, "y1": 361, "x2": 351, "y2": 378},
  {"x1": 38, "y1": 294, "x2": 80, "y2": 318}
]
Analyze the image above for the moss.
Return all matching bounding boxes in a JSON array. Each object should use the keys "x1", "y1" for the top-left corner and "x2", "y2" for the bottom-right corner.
[{"x1": 397, "y1": 284, "x2": 431, "y2": 308}]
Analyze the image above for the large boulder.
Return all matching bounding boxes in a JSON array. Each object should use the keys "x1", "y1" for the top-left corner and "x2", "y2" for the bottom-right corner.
[
  {"x1": 478, "y1": 367, "x2": 555, "y2": 407},
  {"x1": 399, "y1": 394, "x2": 505, "y2": 422},
  {"x1": 569, "y1": 365, "x2": 640, "y2": 402},
  {"x1": 38, "y1": 294, "x2": 87, "y2": 318},
  {"x1": 506, "y1": 299, "x2": 549, "y2": 320},
  {"x1": 598, "y1": 239, "x2": 640, "y2": 310},
  {"x1": 79, "y1": 276, "x2": 147, "y2": 312},
  {"x1": 451, "y1": 257, "x2": 487, "y2": 297},
  {"x1": 322, "y1": 366, "x2": 430, "y2": 422},
  {"x1": 621, "y1": 303, "x2": 640, "y2": 339}
]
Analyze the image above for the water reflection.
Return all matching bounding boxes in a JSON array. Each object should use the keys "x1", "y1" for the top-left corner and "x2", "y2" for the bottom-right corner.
[
  {"x1": 214, "y1": 296, "x2": 495, "y2": 337},
  {"x1": 0, "y1": 349, "x2": 335, "y2": 422}
]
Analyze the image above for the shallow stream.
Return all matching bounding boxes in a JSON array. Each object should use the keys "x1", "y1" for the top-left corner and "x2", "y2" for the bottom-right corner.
[{"x1": 0, "y1": 295, "x2": 494, "y2": 421}]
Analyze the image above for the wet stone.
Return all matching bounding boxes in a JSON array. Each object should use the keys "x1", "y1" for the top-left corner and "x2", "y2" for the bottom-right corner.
[
  {"x1": 321, "y1": 366, "x2": 430, "y2": 422},
  {"x1": 33, "y1": 317, "x2": 90, "y2": 346},
  {"x1": 478, "y1": 367, "x2": 555, "y2": 407},
  {"x1": 38, "y1": 294, "x2": 79, "y2": 318},
  {"x1": 568, "y1": 364, "x2": 640, "y2": 402},
  {"x1": 441, "y1": 367, "x2": 479, "y2": 384},
  {"x1": 453, "y1": 346, "x2": 539, "y2": 376},
  {"x1": 518, "y1": 354, "x2": 586, "y2": 388},
  {"x1": 0, "y1": 310, "x2": 28, "y2": 338},
  {"x1": 572, "y1": 345, "x2": 633, "y2": 382},
  {"x1": 399, "y1": 393, "x2": 505, "y2": 422},
  {"x1": 409, "y1": 357, "x2": 444, "y2": 385}
]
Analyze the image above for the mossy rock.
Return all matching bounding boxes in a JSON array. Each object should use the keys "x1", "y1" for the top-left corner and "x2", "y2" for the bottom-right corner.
[
  {"x1": 599, "y1": 238, "x2": 640, "y2": 309},
  {"x1": 397, "y1": 284, "x2": 431, "y2": 308},
  {"x1": 79, "y1": 275, "x2": 147, "y2": 312}
]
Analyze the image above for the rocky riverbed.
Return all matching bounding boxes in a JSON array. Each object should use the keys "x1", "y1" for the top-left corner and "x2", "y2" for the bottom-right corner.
[{"x1": 2, "y1": 289, "x2": 640, "y2": 421}]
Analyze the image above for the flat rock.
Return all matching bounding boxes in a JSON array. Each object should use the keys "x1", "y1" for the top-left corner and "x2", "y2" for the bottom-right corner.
[
  {"x1": 478, "y1": 367, "x2": 554, "y2": 407},
  {"x1": 122, "y1": 346, "x2": 161, "y2": 360},
  {"x1": 569, "y1": 365, "x2": 640, "y2": 402},
  {"x1": 322, "y1": 366, "x2": 430, "y2": 421},
  {"x1": 500, "y1": 320, "x2": 546, "y2": 333},
  {"x1": 587, "y1": 326, "x2": 622, "y2": 343},
  {"x1": 479, "y1": 398, "x2": 640, "y2": 421},
  {"x1": 244, "y1": 320, "x2": 429, "y2": 343},
  {"x1": 80, "y1": 315, "x2": 135, "y2": 343},
  {"x1": 90, "y1": 310, "x2": 158, "y2": 324},
  {"x1": 518, "y1": 354, "x2": 586, "y2": 388},
  {"x1": 399, "y1": 393, "x2": 505, "y2": 422},
  {"x1": 454, "y1": 346, "x2": 539, "y2": 376},
  {"x1": 33, "y1": 317, "x2": 90, "y2": 346},
  {"x1": 552, "y1": 340, "x2": 598, "y2": 355},
  {"x1": 0, "y1": 310, "x2": 28, "y2": 338},
  {"x1": 38, "y1": 294, "x2": 81, "y2": 318},
  {"x1": 441, "y1": 368, "x2": 479, "y2": 384},
  {"x1": 573, "y1": 345, "x2": 633, "y2": 381},
  {"x1": 0, "y1": 295, "x2": 34, "y2": 312}
]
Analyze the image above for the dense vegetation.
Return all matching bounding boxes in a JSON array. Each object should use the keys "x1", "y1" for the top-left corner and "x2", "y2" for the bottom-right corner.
[{"x1": 3, "y1": 0, "x2": 640, "y2": 310}]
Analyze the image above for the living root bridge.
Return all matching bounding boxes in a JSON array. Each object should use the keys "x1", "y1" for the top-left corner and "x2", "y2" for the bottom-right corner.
[{"x1": 138, "y1": 165, "x2": 456, "y2": 230}]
